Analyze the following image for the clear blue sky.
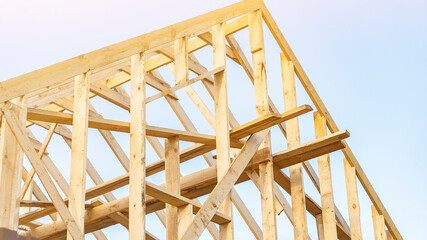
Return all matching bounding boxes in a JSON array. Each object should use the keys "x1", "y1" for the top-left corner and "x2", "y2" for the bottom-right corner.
[{"x1": 0, "y1": 0, "x2": 425, "y2": 239}]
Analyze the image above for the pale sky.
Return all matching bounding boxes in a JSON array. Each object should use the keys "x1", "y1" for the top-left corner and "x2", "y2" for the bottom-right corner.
[{"x1": 0, "y1": 0, "x2": 426, "y2": 239}]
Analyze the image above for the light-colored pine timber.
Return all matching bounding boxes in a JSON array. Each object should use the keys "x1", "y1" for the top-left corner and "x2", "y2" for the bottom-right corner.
[
  {"x1": 165, "y1": 136, "x2": 180, "y2": 240},
  {"x1": 66, "y1": 73, "x2": 90, "y2": 240},
  {"x1": 343, "y1": 157, "x2": 363, "y2": 240},
  {"x1": 0, "y1": 96, "x2": 26, "y2": 230},
  {"x1": 281, "y1": 53, "x2": 308, "y2": 240},
  {"x1": 314, "y1": 111, "x2": 338, "y2": 240},
  {"x1": 249, "y1": 10, "x2": 277, "y2": 240},
  {"x1": 372, "y1": 205, "x2": 387, "y2": 240},
  {"x1": 316, "y1": 214, "x2": 325, "y2": 240},
  {"x1": 213, "y1": 22, "x2": 233, "y2": 240},
  {"x1": 129, "y1": 53, "x2": 147, "y2": 240}
]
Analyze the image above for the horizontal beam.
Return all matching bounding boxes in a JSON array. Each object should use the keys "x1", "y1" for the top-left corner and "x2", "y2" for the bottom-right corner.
[
  {"x1": 26, "y1": 107, "x2": 243, "y2": 147},
  {"x1": 229, "y1": 104, "x2": 312, "y2": 139},
  {"x1": 20, "y1": 200, "x2": 94, "y2": 209}
]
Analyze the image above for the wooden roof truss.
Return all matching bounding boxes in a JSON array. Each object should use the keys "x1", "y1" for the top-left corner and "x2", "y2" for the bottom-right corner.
[{"x1": 0, "y1": 0, "x2": 402, "y2": 239}]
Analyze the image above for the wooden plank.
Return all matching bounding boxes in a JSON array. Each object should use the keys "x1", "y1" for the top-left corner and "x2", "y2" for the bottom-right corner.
[
  {"x1": 372, "y1": 205, "x2": 386, "y2": 240},
  {"x1": 230, "y1": 105, "x2": 312, "y2": 139},
  {"x1": 281, "y1": 53, "x2": 308, "y2": 240},
  {"x1": 67, "y1": 73, "x2": 90, "y2": 240},
  {"x1": 165, "y1": 136, "x2": 179, "y2": 240},
  {"x1": 26, "y1": 108, "x2": 245, "y2": 147},
  {"x1": 271, "y1": 130, "x2": 349, "y2": 169},
  {"x1": 1, "y1": 105, "x2": 84, "y2": 240},
  {"x1": 249, "y1": 9, "x2": 277, "y2": 240},
  {"x1": 314, "y1": 112, "x2": 337, "y2": 240},
  {"x1": 20, "y1": 200, "x2": 93, "y2": 209},
  {"x1": 180, "y1": 129, "x2": 269, "y2": 240},
  {"x1": 343, "y1": 158, "x2": 363, "y2": 240},
  {"x1": 213, "y1": 22, "x2": 234, "y2": 240},
  {"x1": 0, "y1": 97, "x2": 26, "y2": 230},
  {"x1": 129, "y1": 53, "x2": 146, "y2": 240},
  {"x1": 260, "y1": 3, "x2": 402, "y2": 239}
]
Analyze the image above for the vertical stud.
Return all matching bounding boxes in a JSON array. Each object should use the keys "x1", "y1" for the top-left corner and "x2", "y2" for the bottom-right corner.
[
  {"x1": 130, "y1": 53, "x2": 146, "y2": 240},
  {"x1": 213, "y1": 22, "x2": 233, "y2": 240},
  {"x1": 250, "y1": 9, "x2": 277, "y2": 240},
  {"x1": 372, "y1": 206, "x2": 386, "y2": 240},
  {"x1": 165, "y1": 136, "x2": 180, "y2": 240},
  {"x1": 281, "y1": 52, "x2": 308, "y2": 240},
  {"x1": 314, "y1": 111, "x2": 337, "y2": 240},
  {"x1": 344, "y1": 157, "x2": 363, "y2": 240},
  {"x1": 67, "y1": 73, "x2": 90, "y2": 239}
]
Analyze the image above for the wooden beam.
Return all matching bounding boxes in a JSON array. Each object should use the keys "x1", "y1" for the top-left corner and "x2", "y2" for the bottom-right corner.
[
  {"x1": 316, "y1": 214, "x2": 325, "y2": 240},
  {"x1": 230, "y1": 105, "x2": 312, "y2": 139},
  {"x1": 213, "y1": 22, "x2": 234, "y2": 240},
  {"x1": 129, "y1": 53, "x2": 146, "y2": 240},
  {"x1": 281, "y1": 53, "x2": 308, "y2": 240},
  {"x1": 26, "y1": 108, "x2": 244, "y2": 147},
  {"x1": 165, "y1": 136, "x2": 180, "y2": 240},
  {"x1": 1, "y1": 104, "x2": 83, "y2": 240},
  {"x1": 260, "y1": 3, "x2": 402, "y2": 239},
  {"x1": 180, "y1": 129, "x2": 269, "y2": 240},
  {"x1": 314, "y1": 112, "x2": 337, "y2": 240},
  {"x1": 67, "y1": 73, "x2": 90, "y2": 240},
  {"x1": 343, "y1": 158, "x2": 362, "y2": 240},
  {"x1": 0, "y1": 97, "x2": 26, "y2": 230},
  {"x1": 270, "y1": 130, "x2": 349, "y2": 169},
  {"x1": 372, "y1": 205, "x2": 387, "y2": 240},
  {"x1": 249, "y1": 9, "x2": 277, "y2": 240}
]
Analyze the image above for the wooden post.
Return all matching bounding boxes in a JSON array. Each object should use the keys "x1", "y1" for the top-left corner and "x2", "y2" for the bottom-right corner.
[
  {"x1": 213, "y1": 22, "x2": 233, "y2": 240},
  {"x1": 249, "y1": 10, "x2": 277, "y2": 240},
  {"x1": 372, "y1": 206, "x2": 386, "y2": 240},
  {"x1": 314, "y1": 112, "x2": 337, "y2": 240},
  {"x1": 315, "y1": 214, "x2": 325, "y2": 240},
  {"x1": 343, "y1": 157, "x2": 363, "y2": 240},
  {"x1": 281, "y1": 53, "x2": 308, "y2": 240},
  {"x1": 67, "y1": 73, "x2": 90, "y2": 240},
  {"x1": 173, "y1": 36, "x2": 195, "y2": 239},
  {"x1": 0, "y1": 96, "x2": 26, "y2": 230},
  {"x1": 129, "y1": 53, "x2": 146, "y2": 240},
  {"x1": 165, "y1": 136, "x2": 179, "y2": 240}
]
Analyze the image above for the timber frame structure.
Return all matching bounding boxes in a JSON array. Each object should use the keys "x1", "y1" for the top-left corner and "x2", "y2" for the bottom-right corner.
[{"x1": 0, "y1": 0, "x2": 402, "y2": 239}]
